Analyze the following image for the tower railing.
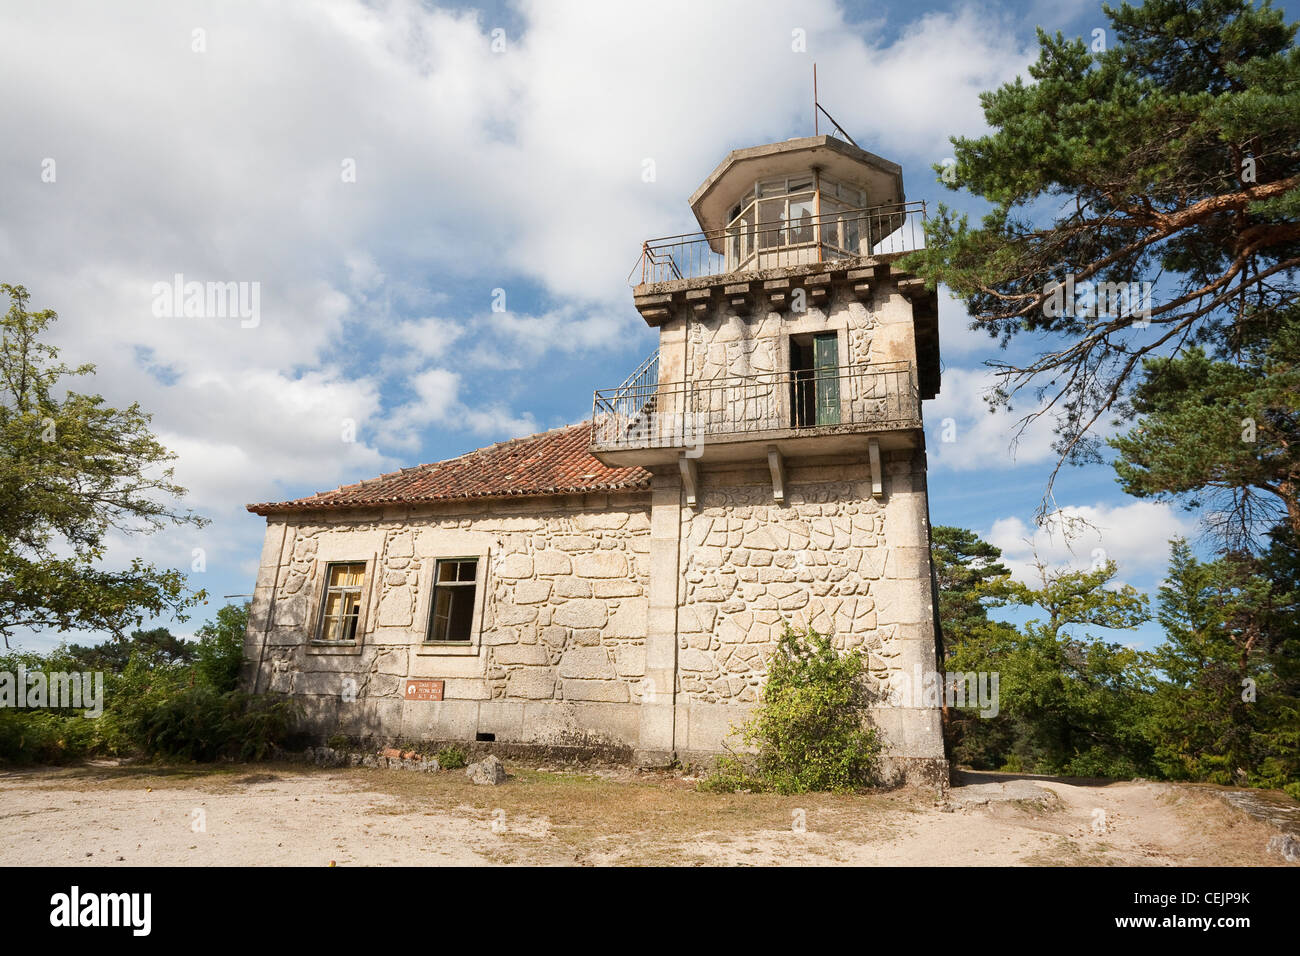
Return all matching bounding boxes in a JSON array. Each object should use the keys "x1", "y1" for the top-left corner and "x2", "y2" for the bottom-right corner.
[
  {"x1": 629, "y1": 199, "x2": 927, "y2": 287},
  {"x1": 591, "y1": 360, "x2": 920, "y2": 452}
]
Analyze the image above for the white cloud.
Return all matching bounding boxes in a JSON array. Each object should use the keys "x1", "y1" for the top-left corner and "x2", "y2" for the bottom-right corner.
[
  {"x1": 381, "y1": 367, "x2": 537, "y2": 450},
  {"x1": 836, "y1": 5, "x2": 1038, "y2": 161},
  {"x1": 0, "y1": 0, "x2": 1041, "y2": 643},
  {"x1": 986, "y1": 501, "x2": 1196, "y2": 586},
  {"x1": 938, "y1": 284, "x2": 1000, "y2": 359},
  {"x1": 926, "y1": 365, "x2": 1059, "y2": 471}
]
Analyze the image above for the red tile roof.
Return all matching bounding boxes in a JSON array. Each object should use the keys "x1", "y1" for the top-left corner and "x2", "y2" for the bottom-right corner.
[{"x1": 246, "y1": 423, "x2": 651, "y2": 516}]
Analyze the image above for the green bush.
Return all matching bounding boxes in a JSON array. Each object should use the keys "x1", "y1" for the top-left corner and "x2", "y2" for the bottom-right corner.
[
  {"x1": 138, "y1": 685, "x2": 297, "y2": 761},
  {"x1": 0, "y1": 603, "x2": 296, "y2": 766},
  {"x1": 436, "y1": 745, "x2": 468, "y2": 769},
  {"x1": 0, "y1": 707, "x2": 97, "y2": 764},
  {"x1": 702, "y1": 624, "x2": 881, "y2": 794}
]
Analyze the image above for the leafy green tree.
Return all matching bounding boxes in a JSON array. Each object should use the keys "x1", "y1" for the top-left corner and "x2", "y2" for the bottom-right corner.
[
  {"x1": 930, "y1": 527, "x2": 1021, "y2": 766},
  {"x1": 932, "y1": 526, "x2": 1014, "y2": 652},
  {"x1": 903, "y1": 0, "x2": 1299, "y2": 511},
  {"x1": 702, "y1": 625, "x2": 880, "y2": 793},
  {"x1": 1254, "y1": 529, "x2": 1300, "y2": 791},
  {"x1": 989, "y1": 558, "x2": 1155, "y2": 776},
  {"x1": 194, "y1": 602, "x2": 248, "y2": 694},
  {"x1": 0, "y1": 284, "x2": 207, "y2": 644}
]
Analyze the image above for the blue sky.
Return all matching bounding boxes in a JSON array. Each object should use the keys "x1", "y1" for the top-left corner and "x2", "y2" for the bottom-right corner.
[{"x1": 2, "y1": 0, "x2": 1285, "y2": 653}]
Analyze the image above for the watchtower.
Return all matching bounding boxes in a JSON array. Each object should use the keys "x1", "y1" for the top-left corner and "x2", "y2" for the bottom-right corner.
[{"x1": 590, "y1": 134, "x2": 947, "y2": 786}]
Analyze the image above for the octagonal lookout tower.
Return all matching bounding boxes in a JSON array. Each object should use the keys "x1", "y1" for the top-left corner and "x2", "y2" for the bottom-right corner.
[{"x1": 590, "y1": 134, "x2": 947, "y2": 787}]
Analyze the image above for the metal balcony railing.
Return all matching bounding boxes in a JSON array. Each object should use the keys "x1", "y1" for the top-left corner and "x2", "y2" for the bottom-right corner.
[
  {"x1": 591, "y1": 361, "x2": 919, "y2": 452},
  {"x1": 629, "y1": 200, "x2": 927, "y2": 286}
]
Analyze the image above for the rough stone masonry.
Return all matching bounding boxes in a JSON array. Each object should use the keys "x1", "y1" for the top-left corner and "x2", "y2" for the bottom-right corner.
[{"x1": 244, "y1": 134, "x2": 949, "y2": 788}]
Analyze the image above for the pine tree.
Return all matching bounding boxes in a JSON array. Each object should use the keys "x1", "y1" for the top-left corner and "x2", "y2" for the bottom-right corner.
[{"x1": 904, "y1": 0, "x2": 1299, "y2": 515}]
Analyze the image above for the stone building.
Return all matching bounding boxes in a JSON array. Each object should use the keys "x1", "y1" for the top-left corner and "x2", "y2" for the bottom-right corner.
[{"x1": 245, "y1": 134, "x2": 947, "y2": 786}]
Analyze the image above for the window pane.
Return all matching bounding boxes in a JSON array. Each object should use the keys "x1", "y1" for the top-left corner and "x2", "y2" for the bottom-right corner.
[
  {"x1": 758, "y1": 199, "x2": 784, "y2": 249},
  {"x1": 428, "y1": 563, "x2": 477, "y2": 642},
  {"x1": 844, "y1": 213, "x2": 861, "y2": 251},
  {"x1": 446, "y1": 590, "x2": 475, "y2": 642},
  {"x1": 430, "y1": 588, "x2": 453, "y2": 641},
  {"x1": 323, "y1": 590, "x2": 346, "y2": 619},
  {"x1": 788, "y1": 199, "x2": 815, "y2": 244},
  {"x1": 329, "y1": 563, "x2": 364, "y2": 589}
]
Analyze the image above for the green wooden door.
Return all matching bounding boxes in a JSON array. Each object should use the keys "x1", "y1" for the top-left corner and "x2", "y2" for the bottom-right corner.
[{"x1": 813, "y1": 333, "x2": 840, "y2": 425}]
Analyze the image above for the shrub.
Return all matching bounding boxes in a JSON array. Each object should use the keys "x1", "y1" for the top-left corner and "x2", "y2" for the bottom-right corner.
[
  {"x1": 702, "y1": 624, "x2": 881, "y2": 794},
  {"x1": 0, "y1": 708, "x2": 97, "y2": 764},
  {"x1": 229, "y1": 693, "x2": 298, "y2": 761},
  {"x1": 436, "y1": 745, "x2": 468, "y2": 769},
  {"x1": 0, "y1": 602, "x2": 295, "y2": 766},
  {"x1": 137, "y1": 686, "x2": 297, "y2": 762}
]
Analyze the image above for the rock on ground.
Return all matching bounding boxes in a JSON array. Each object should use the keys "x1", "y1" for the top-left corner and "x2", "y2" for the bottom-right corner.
[
  {"x1": 1268, "y1": 834, "x2": 1300, "y2": 863},
  {"x1": 466, "y1": 755, "x2": 508, "y2": 785}
]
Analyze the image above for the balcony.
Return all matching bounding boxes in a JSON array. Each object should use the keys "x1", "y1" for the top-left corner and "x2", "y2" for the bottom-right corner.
[
  {"x1": 629, "y1": 200, "x2": 926, "y2": 288},
  {"x1": 589, "y1": 358, "x2": 921, "y2": 466}
]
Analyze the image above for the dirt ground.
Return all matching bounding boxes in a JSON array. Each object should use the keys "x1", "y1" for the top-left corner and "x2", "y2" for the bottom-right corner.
[{"x1": 0, "y1": 760, "x2": 1291, "y2": 866}]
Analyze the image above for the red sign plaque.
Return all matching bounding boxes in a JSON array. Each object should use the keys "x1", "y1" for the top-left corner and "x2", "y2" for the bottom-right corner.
[{"x1": 404, "y1": 679, "x2": 445, "y2": 701}]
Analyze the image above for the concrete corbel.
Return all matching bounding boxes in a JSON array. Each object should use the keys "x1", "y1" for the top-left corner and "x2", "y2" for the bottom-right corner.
[
  {"x1": 679, "y1": 454, "x2": 700, "y2": 509},
  {"x1": 767, "y1": 445, "x2": 786, "y2": 504},
  {"x1": 868, "y1": 438, "x2": 883, "y2": 498}
]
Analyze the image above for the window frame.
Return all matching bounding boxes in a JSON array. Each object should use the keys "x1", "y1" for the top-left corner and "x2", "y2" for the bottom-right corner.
[
  {"x1": 314, "y1": 560, "x2": 370, "y2": 645},
  {"x1": 723, "y1": 173, "x2": 869, "y2": 269},
  {"x1": 415, "y1": 550, "x2": 490, "y2": 658},
  {"x1": 788, "y1": 330, "x2": 845, "y2": 428},
  {"x1": 425, "y1": 557, "x2": 480, "y2": 645}
]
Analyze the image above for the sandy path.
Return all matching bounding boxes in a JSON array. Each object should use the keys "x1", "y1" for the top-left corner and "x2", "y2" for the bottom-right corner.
[
  {"x1": 1, "y1": 774, "x2": 495, "y2": 867},
  {"x1": 0, "y1": 764, "x2": 1287, "y2": 866}
]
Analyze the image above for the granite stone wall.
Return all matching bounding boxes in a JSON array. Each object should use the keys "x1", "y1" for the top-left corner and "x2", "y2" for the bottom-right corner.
[
  {"x1": 677, "y1": 462, "x2": 895, "y2": 706},
  {"x1": 243, "y1": 493, "x2": 653, "y2": 748}
]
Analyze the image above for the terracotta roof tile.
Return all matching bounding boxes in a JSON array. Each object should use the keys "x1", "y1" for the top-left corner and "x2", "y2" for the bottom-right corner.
[{"x1": 246, "y1": 423, "x2": 650, "y2": 516}]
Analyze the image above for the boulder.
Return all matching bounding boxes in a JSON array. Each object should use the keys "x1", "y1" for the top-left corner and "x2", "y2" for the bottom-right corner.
[
  {"x1": 1267, "y1": 833, "x2": 1300, "y2": 863},
  {"x1": 466, "y1": 755, "x2": 508, "y2": 785}
]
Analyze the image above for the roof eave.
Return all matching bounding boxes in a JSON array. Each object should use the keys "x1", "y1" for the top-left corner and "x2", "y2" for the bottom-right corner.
[{"x1": 245, "y1": 479, "x2": 654, "y2": 518}]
